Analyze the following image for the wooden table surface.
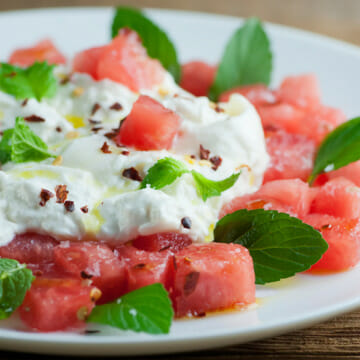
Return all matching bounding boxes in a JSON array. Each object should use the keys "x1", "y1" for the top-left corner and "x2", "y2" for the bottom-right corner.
[{"x1": 1, "y1": 0, "x2": 360, "y2": 359}]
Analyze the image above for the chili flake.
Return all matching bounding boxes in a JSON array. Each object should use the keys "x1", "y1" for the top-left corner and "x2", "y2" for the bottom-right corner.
[
  {"x1": 21, "y1": 98, "x2": 29, "y2": 107},
  {"x1": 55, "y1": 126, "x2": 62, "y2": 132},
  {"x1": 80, "y1": 271, "x2": 93, "y2": 279},
  {"x1": 91, "y1": 103, "x2": 101, "y2": 116},
  {"x1": 64, "y1": 200, "x2": 75, "y2": 212},
  {"x1": 181, "y1": 217, "x2": 192, "y2": 229},
  {"x1": 210, "y1": 156, "x2": 222, "y2": 171},
  {"x1": 122, "y1": 167, "x2": 142, "y2": 182},
  {"x1": 89, "y1": 119, "x2": 101, "y2": 125},
  {"x1": 110, "y1": 102, "x2": 123, "y2": 111},
  {"x1": 55, "y1": 184, "x2": 68, "y2": 203},
  {"x1": 100, "y1": 142, "x2": 112, "y2": 154},
  {"x1": 199, "y1": 144, "x2": 210, "y2": 160},
  {"x1": 24, "y1": 115, "x2": 45, "y2": 123},
  {"x1": 80, "y1": 205, "x2": 89, "y2": 214},
  {"x1": 39, "y1": 189, "x2": 54, "y2": 207}
]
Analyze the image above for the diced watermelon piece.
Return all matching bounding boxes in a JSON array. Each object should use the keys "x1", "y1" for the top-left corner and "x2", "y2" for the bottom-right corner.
[
  {"x1": 53, "y1": 242, "x2": 126, "y2": 304},
  {"x1": 73, "y1": 46, "x2": 107, "y2": 80},
  {"x1": 326, "y1": 160, "x2": 360, "y2": 187},
  {"x1": 303, "y1": 214, "x2": 360, "y2": 271},
  {"x1": 310, "y1": 177, "x2": 360, "y2": 219},
  {"x1": 9, "y1": 39, "x2": 66, "y2": 66},
  {"x1": 116, "y1": 245, "x2": 175, "y2": 292},
  {"x1": 19, "y1": 278, "x2": 97, "y2": 332},
  {"x1": 172, "y1": 243, "x2": 255, "y2": 317},
  {"x1": 180, "y1": 61, "x2": 217, "y2": 97},
  {"x1": 221, "y1": 179, "x2": 314, "y2": 218},
  {"x1": 264, "y1": 130, "x2": 316, "y2": 183},
  {"x1": 116, "y1": 95, "x2": 180, "y2": 150},
  {"x1": 278, "y1": 74, "x2": 321, "y2": 109},
  {"x1": 0, "y1": 233, "x2": 59, "y2": 275},
  {"x1": 219, "y1": 84, "x2": 277, "y2": 106},
  {"x1": 132, "y1": 232, "x2": 192, "y2": 252},
  {"x1": 97, "y1": 29, "x2": 165, "y2": 91}
]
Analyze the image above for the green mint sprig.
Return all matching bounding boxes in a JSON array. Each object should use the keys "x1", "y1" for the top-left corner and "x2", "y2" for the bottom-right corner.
[
  {"x1": 214, "y1": 209, "x2": 328, "y2": 284},
  {"x1": 140, "y1": 157, "x2": 240, "y2": 201},
  {"x1": 87, "y1": 283, "x2": 173, "y2": 334},
  {"x1": 0, "y1": 62, "x2": 57, "y2": 101},
  {"x1": 0, "y1": 258, "x2": 34, "y2": 319},
  {"x1": 0, "y1": 117, "x2": 55, "y2": 164}
]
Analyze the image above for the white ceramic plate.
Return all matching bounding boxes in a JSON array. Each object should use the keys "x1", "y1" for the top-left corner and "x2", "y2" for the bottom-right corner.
[{"x1": 0, "y1": 7, "x2": 360, "y2": 356}]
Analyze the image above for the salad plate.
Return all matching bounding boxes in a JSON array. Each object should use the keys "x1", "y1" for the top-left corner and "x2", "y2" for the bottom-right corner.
[{"x1": 0, "y1": 6, "x2": 360, "y2": 356}]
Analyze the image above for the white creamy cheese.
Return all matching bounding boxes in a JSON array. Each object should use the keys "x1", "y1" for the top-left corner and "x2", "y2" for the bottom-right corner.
[{"x1": 0, "y1": 67, "x2": 269, "y2": 246}]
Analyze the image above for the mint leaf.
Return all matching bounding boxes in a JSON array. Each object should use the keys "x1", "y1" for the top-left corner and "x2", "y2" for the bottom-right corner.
[
  {"x1": 25, "y1": 62, "x2": 57, "y2": 100},
  {"x1": 111, "y1": 7, "x2": 181, "y2": 82},
  {"x1": 209, "y1": 18, "x2": 272, "y2": 101},
  {"x1": 0, "y1": 62, "x2": 57, "y2": 101},
  {"x1": 140, "y1": 157, "x2": 189, "y2": 190},
  {"x1": 309, "y1": 116, "x2": 360, "y2": 185},
  {"x1": 87, "y1": 283, "x2": 173, "y2": 334},
  {"x1": 0, "y1": 258, "x2": 34, "y2": 319},
  {"x1": 191, "y1": 171, "x2": 240, "y2": 201},
  {"x1": 0, "y1": 117, "x2": 55, "y2": 164},
  {"x1": 0, "y1": 129, "x2": 14, "y2": 164},
  {"x1": 214, "y1": 209, "x2": 328, "y2": 284}
]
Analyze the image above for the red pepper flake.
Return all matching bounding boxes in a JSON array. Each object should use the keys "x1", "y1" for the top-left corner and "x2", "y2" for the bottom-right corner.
[
  {"x1": 199, "y1": 144, "x2": 210, "y2": 160},
  {"x1": 133, "y1": 263, "x2": 147, "y2": 269},
  {"x1": 33, "y1": 269, "x2": 43, "y2": 277},
  {"x1": 91, "y1": 126, "x2": 103, "y2": 133},
  {"x1": 89, "y1": 119, "x2": 101, "y2": 125},
  {"x1": 121, "y1": 150, "x2": 130, "y2": 156},
  {"x1": 80, "y1": 271, "x2": 93, "y2": 279},
  {"x1": 100, "y1": 142, "x2": 112, "y2": 154},
  {"x1": 321, "y1": 224, "x2": 332, "y2": 230},
  {"x1": 55, "y1": 126, "x2": 62, "y2": 133},
  {"x1": 122, "y1": 167, "x2": 142, "y2": 182},
  {"x1": 64, "y1": 200, "x2": 75, "y2": 212},
  {"x1": 210, "y1": 156, "x2": 222, "y2": 171},
  {"x1": 39, "y1": 189, "x2": 54, "y2": 207},
  {"x1": 24, "y1": 115, "x2": 45, "y2": 123},
  {"x1": 80, "y1": 205, "x2": 89, "y2": 214},
  {"x1": 110, "y1": 102, "x2": 123, "y2": 111},
  {"x1": 55, "y1": 184, "x2": 68, "y2": 204},
  {"x1": 181, "y1": 217, "x2": 192, "y2": 229},
  {"x1": 91, "y1": 103, "x2": 101, "y2": 116},
  {"x1": 184, "y1": 271, "x2": 200, "y2": 296},
  {"x1": 21, "y1": 98, "x2": 29, "y2": 107},
  {"x1": 214, "y1": 105, "x2": 224, "y2": 113},
  {"x1": 104, "y1": 131, "x2": 117, "y2": 140},
  {"x1": 190, "y1": 155, "x2": 196, "y2": 159}
]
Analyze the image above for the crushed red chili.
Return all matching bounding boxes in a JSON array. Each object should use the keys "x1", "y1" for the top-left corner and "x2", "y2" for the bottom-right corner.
[
  {"x1": 64, "y1": 200, "x2": 75, "y2": 212},
  {"x1": 89, "y1": 119, "x2": 101, "y2": 125},
  {"x1": 181, "y1": 217, "x2": 192, "y2": 229},
  {"x1": 24, "y1": 115, "x2": 45, "y2": 123},
  {"x1": 91, "y1": 103, "x2": 101, "y2": 116},
  {"x1": 110, "y1": 102, "x2": 123, "y2": 111},
  {"x1": 39, "y1": 189, "x2": 54, "y2": 207},
  {"x1": 199, "y1": 144, "x2": 210, "y2": 160},
  {"x1": 91, "y1": 127, "x2": 103, "y2": 133},
  {"x1": 80, "y1": 205, "x2": 89, "y2": 214},
  {"x1": 122, "y1": 167, "x2": 143, "y2": 182},
  {"x1": 21, "y1": 98, "x2": 29, "y2": 107},
  {"x1": 133, "y1": 263, "x2": 147, "y2": 269},
  {"x1": 210, "y1": 156, "x2": 222, "y2": 170},
  {"x1": 55, "y1": 185, "x2": 68, "y2": 204},
  {"x1": 100, "y1": 142, "x2": 112, "y2": 154},
  {"x1": 55, "y1": 126, "x2": 62, "y2": 132},
  {"x1": 121, "y1": 150, "x2": 130, "y2": 156}
]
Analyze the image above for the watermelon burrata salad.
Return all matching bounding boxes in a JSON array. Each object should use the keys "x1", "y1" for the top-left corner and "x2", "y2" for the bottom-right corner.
[{"x1": 0, "y1": 8, "x2": 358, "y2": 335}]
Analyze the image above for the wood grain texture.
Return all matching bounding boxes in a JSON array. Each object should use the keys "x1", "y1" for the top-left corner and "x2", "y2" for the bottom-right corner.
[{"x1": 1, "y1": 0, "x2": 360, "y2": 359}]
